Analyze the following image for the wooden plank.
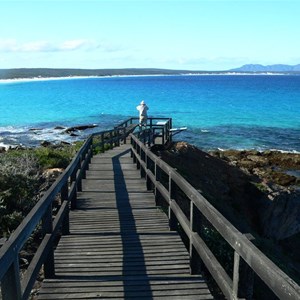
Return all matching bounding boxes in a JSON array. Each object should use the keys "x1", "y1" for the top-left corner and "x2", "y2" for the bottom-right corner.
[
  {"x1": 40, "y1": 279, "x2": 213, "y2": 299},
  {"x1": 85, "y1": 170, "x2": 140, "y2": 179},
  {"x1": 37, "y1": 143, "x2": 213, "y2": 300},
  {"x1": 41, "y1": 276, "x2": 213, "y2": 299}
]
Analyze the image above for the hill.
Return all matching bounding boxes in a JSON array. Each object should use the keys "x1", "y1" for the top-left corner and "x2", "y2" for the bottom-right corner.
[{"x1": 230, "y1": 63, "x2": 300, "y2": 73}]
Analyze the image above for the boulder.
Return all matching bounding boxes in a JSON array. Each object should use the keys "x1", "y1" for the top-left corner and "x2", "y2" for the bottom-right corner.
[
  {"x1": 40, "y1": 140, "x2": 52, "y2": 147},
  {"x1": 65, "y1": 124, "x2": 98, "y2": 134}
]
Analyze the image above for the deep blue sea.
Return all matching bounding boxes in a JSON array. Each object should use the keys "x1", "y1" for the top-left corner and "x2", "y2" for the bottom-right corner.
[{"x1": 0, "y1": 75, "x2": 300, "y2": 152}]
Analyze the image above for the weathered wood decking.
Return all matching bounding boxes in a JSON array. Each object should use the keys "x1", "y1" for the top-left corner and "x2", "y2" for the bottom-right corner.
[{"x1": 37, "y1": 143, "x2": 214, "y2": 299}]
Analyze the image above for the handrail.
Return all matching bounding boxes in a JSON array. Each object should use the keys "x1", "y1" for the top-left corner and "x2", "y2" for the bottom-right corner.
[
  {"x1": 0, "y1": 119, "x2": 137, "y2": 300},
  {"x1": 0, "y1": 116, "x2": 171, "y2": 299},
  {"x1": 133, "y1": 117, "x2": 172, "y2": 146},
  {"x1": 130, "y1": 133, "x2": 300, "y2": 300}
]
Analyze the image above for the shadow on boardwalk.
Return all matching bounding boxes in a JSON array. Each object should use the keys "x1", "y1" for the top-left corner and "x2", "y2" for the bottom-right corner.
[{"x1": 113, "y1": 150, "x2": 153, "y2": 298}]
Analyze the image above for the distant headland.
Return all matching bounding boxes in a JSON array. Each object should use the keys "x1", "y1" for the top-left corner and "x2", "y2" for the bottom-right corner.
[
  {"x1": 230, "y1": 63, "x2": 300, "y2": 72},
  {"x1": 1, "y1": 64, "x2": 300, "y2": 80}
]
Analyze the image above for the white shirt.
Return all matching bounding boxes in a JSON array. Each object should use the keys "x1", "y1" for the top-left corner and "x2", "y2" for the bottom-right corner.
[{"x1": 136, "y1": 104, "x2": 149, "y2": 116}]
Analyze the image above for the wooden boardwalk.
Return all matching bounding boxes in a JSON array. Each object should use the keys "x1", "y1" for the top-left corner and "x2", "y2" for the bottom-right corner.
[{"x1": 38, "y1": 143, "x2": 214, "y2": 299}]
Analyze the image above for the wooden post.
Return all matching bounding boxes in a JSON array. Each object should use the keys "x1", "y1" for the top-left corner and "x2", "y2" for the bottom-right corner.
[
  {"x1": 109, "y1": 131, "x2": 113, "y2": 148},
  {"x1": 42, "y1": 205, "x2": 55, "y2": 278},
  {"x1": 168, "y1": 173, "x2": 177, "y2": 231},
  {"x1": 89, "y1": 137, "x2": 93, "y2": 162},
  {"x1": 132, "y1": 149, "x2": 137, "y2": 163},
  {"x1": 70, "y1": 167, "x2": 77, "y2": 209},
  {"x1": 189, "y1": 202, "x2": 197, "y2": 274},
  {"x1": 101, "y1": 133, "x2": 104, "y2": 151},
  {"x1": 233, "y1": 251, "x2": 240, "y2": 299},
  {"x1": 154, "y1": 162, "x2": 161, "y2": 205},
  {"x1": 77, "y1": 157, "x2": 82, "y2": 192},
  {"x1": 137, "y1": 145, "x2": 141, "y2": 170},
  {"x1": 81, "y1": 152, "x2": 88, "y2": 178},
  {"x1": 140, "y1": 149, "x2": 146, "y2": 178},
  {"x1": 116, "y1": 128, "x2": 120, "y2": 146},
  {"x1": 237, "y1": 234, "x2": 255, "y2": 299},
  {"x1": 61, "y1": 182, "x2": 70, "y2": 235},
  {"x1": 1, "y1": 258, "x2": 22, "y2": 300},
  {"x1": 189, "y1": 200, "x2": 203, "y2": 274},
  {"x1": 146, "y1": 155, "x2": 152, "y2": 190},
  {"x1": 123, "y1": 127, "x2": 127, "y2": 144}
]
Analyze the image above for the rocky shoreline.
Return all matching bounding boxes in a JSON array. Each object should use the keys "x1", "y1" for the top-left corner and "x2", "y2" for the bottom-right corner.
[{"x1": 0, "y1": 123, "x2": 99, "y2": 152}]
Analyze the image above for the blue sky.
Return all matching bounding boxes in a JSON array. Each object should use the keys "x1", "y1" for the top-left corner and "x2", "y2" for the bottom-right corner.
[{"x1": 1, "y1": 0, "x2": 299, "y2": 71}]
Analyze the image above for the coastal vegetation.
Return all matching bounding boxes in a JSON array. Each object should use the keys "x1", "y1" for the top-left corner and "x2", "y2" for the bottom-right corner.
[
  {"x1": 0, "y1": 68, "x2": 202, "y2": 80},
  {"x1": 0, "y1": 144, "x2": 81, "y2": 237},
  {"x1": 1, "y1": 65, "x2": 300, "y2": 80}
]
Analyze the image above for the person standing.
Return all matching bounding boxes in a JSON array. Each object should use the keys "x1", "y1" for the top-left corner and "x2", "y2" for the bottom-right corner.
[{"x1": 136, "y1": 100, "x2": 149, "y2": 128}]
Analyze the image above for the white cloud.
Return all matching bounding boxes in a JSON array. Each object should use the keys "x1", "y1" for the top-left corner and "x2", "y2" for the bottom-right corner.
[
  {"x1": 58, "y1": 39, "x2": 95, "y2": 51},
  {"x1": 0, "y1": 39, "x2": 120, "y2": 53},
  {"x1": 21, "y1": 41, "x2": 55, "y2": 52},
  {"x1": 0, "y1": 39, "x2": 18, "y2": 52}
]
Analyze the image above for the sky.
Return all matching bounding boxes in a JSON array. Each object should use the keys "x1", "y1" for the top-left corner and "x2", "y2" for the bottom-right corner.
[{"x1": 0, "y1": 0, "x2": 300, "y2": 71}]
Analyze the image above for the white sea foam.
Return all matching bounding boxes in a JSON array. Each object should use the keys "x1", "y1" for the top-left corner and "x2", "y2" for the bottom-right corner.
[
  {"x1": 0, "y1": 142, "x2": 9, "y2": 150},
  {"x1": 0, "y1": 74, "x2": 170, "y2": 84},
  {"x1": 0, "y1": 126, "x2": 27, "y2": 133},
  {"x1": 269, "y1": 148, "x2": 300, "y2": 154},
  {"x1": 0, "y1": 76, "x2": 101, "y2": 84},
  {"x1": 28, "y1": 128, "x2": 74, "y2": 143}
]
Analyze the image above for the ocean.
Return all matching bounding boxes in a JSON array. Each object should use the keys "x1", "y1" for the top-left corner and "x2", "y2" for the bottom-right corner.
[{"x1": 0, "y1": 75, "x2": 300, "y2": 152}]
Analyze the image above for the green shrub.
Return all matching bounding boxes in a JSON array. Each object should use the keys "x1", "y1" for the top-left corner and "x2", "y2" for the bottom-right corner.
[
  {"x1": 0, "y1": 141, "x2": 102, "y2": 237},
  {"x1": 33, "y1": 146, "x2": 76, "y2": 169},
  {"x1": 0, "y1": 211, "x2": 23, "y2": 237},
  {"x1": 34, "y1": 148, "x2": 63, "y2": 169},
  {"x1": 202, "y1": 225, "x2": 234, "y2": 274},
  {"x1": 0, "y1": 152, "x2": 41, "y2": 236}
]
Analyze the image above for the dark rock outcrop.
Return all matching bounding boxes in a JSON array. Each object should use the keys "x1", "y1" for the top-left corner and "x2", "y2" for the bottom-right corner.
[{"x1": 64, "y1": 124, "x2": 98, "y2": 134}]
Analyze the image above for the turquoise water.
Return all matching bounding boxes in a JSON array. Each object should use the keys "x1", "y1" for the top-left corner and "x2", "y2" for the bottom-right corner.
[{"x1": 0, "y1": 75, "x2": 300, "y2": 152}]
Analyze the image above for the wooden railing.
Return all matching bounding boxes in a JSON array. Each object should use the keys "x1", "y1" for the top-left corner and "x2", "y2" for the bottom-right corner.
[
  {"x1": 117, "y1": 117, "x2": 172, "y2": 146},
  {"x1": 130, "y1": 133, "x2": 300, "y2": 300},
  {"x1": 0, "y1": 117, "x2": 172, "y2": 300},
  {"x1": 5, "y1": 116, "x2": 297, "y2": 300},
  {"x1": 0, "y1": 137, "x2": 92, "y2": 300},
  {"x1": 0, "y1": 120, "x2": 136, "y2": 300}
]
